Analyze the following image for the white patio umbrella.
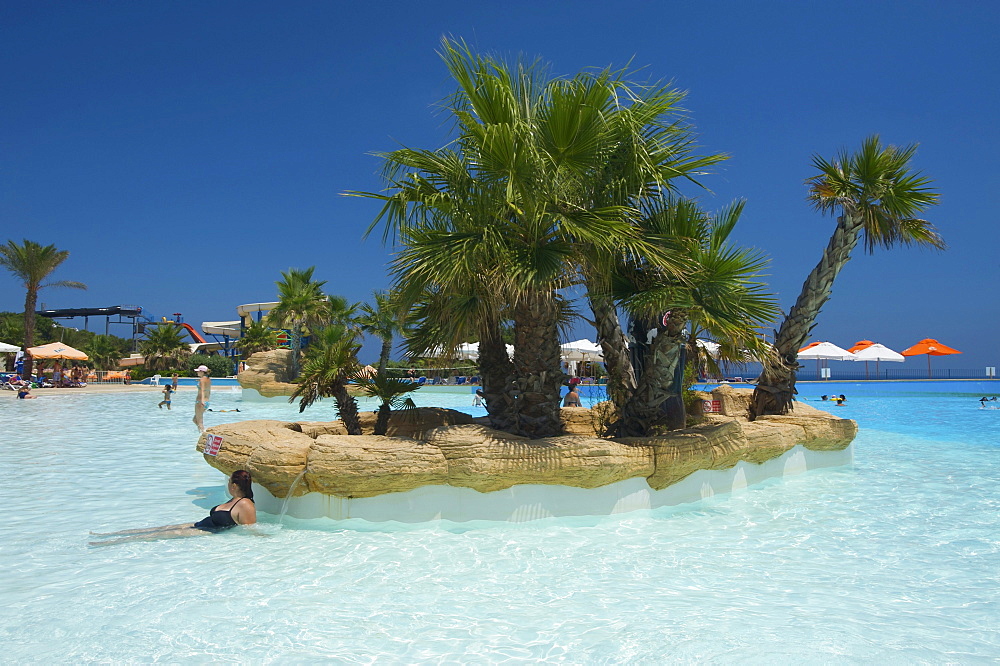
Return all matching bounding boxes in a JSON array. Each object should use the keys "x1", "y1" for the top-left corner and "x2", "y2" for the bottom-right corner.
[
  {"x1": 0, "y1": 342, "x2": 20, "y2": 353},
  {"x1": 797, "y1": 341, "x2": 857, "y2": 380},
  {"x1": 429, "y1": 342, "x2": 513, "y2": 361},
  {"x1": 695, "y1": 339, "x2": 721, "y2": 358},
  {"x1": 560, "y1": 339, "x2": 604, "y2": 361},
  {"x1": 851, "y1": 343, "x2": 904, "y2": 379},
  {"x1": 560, "y1": 339, "x2": 603, "y2": 377}
]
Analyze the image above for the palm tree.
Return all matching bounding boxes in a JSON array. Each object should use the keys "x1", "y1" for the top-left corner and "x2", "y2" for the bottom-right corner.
[
  {"x1": 291, "y1": 324, "x2": 363, "y2": 435},
  {"x1": 266, "y1": 267, "x2": 332, "y2": 378},
  {"x1": 351, "y1": 372, "x2": 422, "y2": 435},
  {"x1": 610, "y1": 198, "x2": 779, "y2": 436},
  {"x1": 749, "y1": 136, "x2": 944, "y2": 419},
  {"x1": 85, "y1": 334, "x2": 128, "y2": 370},
  {"x1": 354, "y1": 40, "x2": 715, "y2": 438},
  {"x1": 0, "y1": 240, "x2": 86, "y2": 379},
  {"x1": 139, "y1": 324, "x2": 191, "y2": 372},
  {"x1": 356, "y1": 290, "x2": 406, "y2": 374},
  {"x1": 234, "y1": 320, "x2": 279, "y2": 358}
]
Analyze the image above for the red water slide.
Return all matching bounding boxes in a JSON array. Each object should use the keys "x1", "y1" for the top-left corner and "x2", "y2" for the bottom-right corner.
[{"x1": 179, "y1": 322, "x2": 207, "y2": 344}]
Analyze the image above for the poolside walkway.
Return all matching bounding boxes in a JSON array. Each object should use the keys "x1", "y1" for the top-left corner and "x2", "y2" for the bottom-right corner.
[{"x1": 20, "y1": 384, "x2": 186, "y2": 396}]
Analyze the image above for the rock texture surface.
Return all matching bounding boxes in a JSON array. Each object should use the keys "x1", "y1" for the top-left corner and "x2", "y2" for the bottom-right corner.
[
  {"x1": 238, "y1": 349, "x2": 298, "y2": 397},
  {"x1": 199, "y1": 389, "x2": 857, "y2": 499}
]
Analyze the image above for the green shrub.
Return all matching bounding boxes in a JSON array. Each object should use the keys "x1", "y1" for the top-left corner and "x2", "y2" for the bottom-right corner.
[{"x1": 187, "y1": 354, "x2": 233, "y2": 377}]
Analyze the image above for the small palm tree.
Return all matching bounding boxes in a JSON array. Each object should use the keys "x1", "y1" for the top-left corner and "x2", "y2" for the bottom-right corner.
[
  {"x1": 611, "y1": 197, "x2": 779, "y2": 435},
  {"x1": 266, "y1": 267, "x2": 333, "y2": 378},
  {"x1": 351, "y1": 372, "x2": 421, "y2": 435},
  {"x1": 356, "y1": 290, "x2": 406, "y2": 374},
  {"x1": 234, "y1": 320, "x2": 279, "y2": 358},
  {"x1": 85, "y1": 334, "x2": 128, "y2": 370},
  {"x1": 140, "y1": 324, "x2": 191, "y2": 372},
  {"x1": 0, "y1": 240, "x2": 86, "y2": 379},
  {"x1": 291, "y1": 324, "x2": 363, "y2": 435},
  {"x1": 749, "y1": 136, "x2": 944, "y2": 419}
]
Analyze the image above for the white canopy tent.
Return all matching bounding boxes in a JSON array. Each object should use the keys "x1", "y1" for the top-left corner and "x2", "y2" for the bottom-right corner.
[{"x1": 0, "y1": 342, "x2": 21, "y2": 353}]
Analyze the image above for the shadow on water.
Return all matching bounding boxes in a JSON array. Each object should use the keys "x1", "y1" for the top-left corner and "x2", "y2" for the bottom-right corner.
[{"x1": 186, "y1": 484, "x2": 227, "y2": 510}]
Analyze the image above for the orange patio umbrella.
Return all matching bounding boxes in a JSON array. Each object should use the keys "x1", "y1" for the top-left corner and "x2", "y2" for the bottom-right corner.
[
  {"x1": 900, "y1": 338, "x2": 961, "y2": 379},
  {"x1": 26, "y1": 342, "x2": 89, "y2": 361},
  {"x1": 847, "y1": 340, "x2": 875, "y2": 353}
]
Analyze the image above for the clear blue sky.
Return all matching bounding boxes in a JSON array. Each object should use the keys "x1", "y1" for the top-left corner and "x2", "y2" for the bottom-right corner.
[{"x1": 3, "y1": 1, "x2": 998, "y2": 369}]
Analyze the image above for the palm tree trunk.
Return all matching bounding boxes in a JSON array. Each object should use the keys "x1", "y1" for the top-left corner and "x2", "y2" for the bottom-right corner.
[
  {"x1": 508, "y1": 291, "x2": 565, "y2": 438},
  {"x1": 291, "y1": 324, "x2": 302, "y2": 378},
  {"x1": 22, "y1": 287, "x2": 37, "y2": 380},
  {"x1": 614, "y1": 310, "x2": 688, "y2": 436},
  {"x1": 374, "y1": 403, "x2": 391, "y2": 435},
  {"x1": 749, "y1": 215, "x2": 862, "y2": 420},
  {"x1": 334, "y1": 384, "x2": 363, "y2": 435},
  {"x1": 478, "y1": 318, "x2": 516, "y2": 432},
  {"x1": 377, "y1": 337, "x2": 392, "y2": 375},
  {"x1": 586, "y1": 288, "x2": 636, "y2": 410}
]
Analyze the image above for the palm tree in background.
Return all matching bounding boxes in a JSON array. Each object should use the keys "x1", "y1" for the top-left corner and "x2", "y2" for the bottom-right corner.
[
  {"x1": 291, "y1": 324, "x2": 363, "y2": 435},
  {"x1": 234, "y1": 320, "x2": 279, "y2": 358},
  {"x1": 749, "y1": 136, "x2": 944, "y2": 419},
  {"x1": 351, "y1": 372, "x2": 422, "y2": 435},
  {"x1": 85, "y1": 334, "x2": 129, "y2": 371},
  {"x1": 356, "y1": 290, "x2": 406, "y2": 374},
  {"x1": 0, "y1": 239, "x2": 86, "y2": 379},
  {"x1": 139, "y1": 324, "x2": 191, "y2": 372},
  {"x1": 266, "y1": 267, "x2": 332, "y2": 378}
]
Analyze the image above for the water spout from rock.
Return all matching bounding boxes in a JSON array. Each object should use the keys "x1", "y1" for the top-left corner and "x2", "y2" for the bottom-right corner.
[{"x1": 277, "y1": 468, "x2": 307, "y2": 526}]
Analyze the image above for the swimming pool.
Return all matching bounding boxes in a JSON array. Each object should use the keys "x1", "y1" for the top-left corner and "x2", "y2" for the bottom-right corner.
[{"x1": 1, "y1": 383, "x2": 998, "y2": 660}]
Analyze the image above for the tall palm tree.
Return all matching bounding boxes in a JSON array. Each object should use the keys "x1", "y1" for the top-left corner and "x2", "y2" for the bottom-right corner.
[
  {"x1": 139, "y1": 324, "x2": 191, "y2": 372},
  {"x1": 291, "y1": 324, "x2": 363, "y2": 434},
  {"x1": 0, "y1": 240, "x2": 86, "y2": 379},
  {"x1": 234, "y1": 320, "x2": 279, "y2": 358},
  {"x1": 356, "y1": 290, "x2": 406, "y2": 374},
  {"x1": 351, "y1": 372, "x2": 421, "y2": 435},
  {"x1": 749, "y1": 136, "x2": 944, "y2": 419},
  {"x1": 266, "y1": 267, "x2": 332, "y2": 378}
]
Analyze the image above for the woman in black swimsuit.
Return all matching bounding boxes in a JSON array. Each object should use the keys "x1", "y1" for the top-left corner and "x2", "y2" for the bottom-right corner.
[
  {"x1": 193, "y1": 470, "x2": 256, "y2": 531},
  {"x1": 90, "y1": 470, "x2": 257, "y2": 546}
]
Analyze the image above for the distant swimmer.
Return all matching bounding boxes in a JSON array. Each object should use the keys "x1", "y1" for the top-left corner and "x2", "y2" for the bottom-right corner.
[
  {"x1": 473, "y1": 389, "x2": 484, "y2": 406},
  {"x1": 208, "y1": 408, "x2": 241, "y2": 412},
  {"x1": 820, "y1": 395, "x2": 829, "y2": 401},
  {"x1": 835, "y1": 394, "x2": 847, "y2": 406},
  {"x1": 90, "y1": 470, "x2": 256, "y2": 547},
  {"x1": 16, "y1": 384, "x2": 36, "y2": 399}
]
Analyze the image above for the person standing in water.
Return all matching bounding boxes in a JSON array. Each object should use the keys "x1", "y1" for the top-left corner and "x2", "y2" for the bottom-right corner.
[
  {"x1": 158, "y1": 384, "x2": 174, "y2": 409},
  {"x1": 193, "y1": 364, "x2": 211, "y2": 432},
  {"x1": 171, "y1": 373, "x2": 179, "y2": 392}
]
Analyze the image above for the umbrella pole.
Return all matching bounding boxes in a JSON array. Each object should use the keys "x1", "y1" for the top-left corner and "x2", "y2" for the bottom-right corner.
[
  {"x1": 865, "y1": 361, "x2": 869, "y2": 380},
  {"x1": 927, "y1": 354, "x2": 932, "y2": 379}
]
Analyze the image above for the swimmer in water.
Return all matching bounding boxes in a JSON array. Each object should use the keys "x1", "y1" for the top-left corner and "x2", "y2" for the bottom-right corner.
[{"x1": 89, "y1": 470, "x2": 256, "y2": 547}]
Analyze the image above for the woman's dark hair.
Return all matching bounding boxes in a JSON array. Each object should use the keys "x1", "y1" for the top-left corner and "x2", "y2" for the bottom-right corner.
[{"x1": 230, "y1": 470, "x2": 253, "y2": 500}]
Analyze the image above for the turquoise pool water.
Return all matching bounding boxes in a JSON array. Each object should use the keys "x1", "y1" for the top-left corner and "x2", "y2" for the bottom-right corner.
[{"x1": 2, "y1": 383, "x2": 998, "y2": 661}]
